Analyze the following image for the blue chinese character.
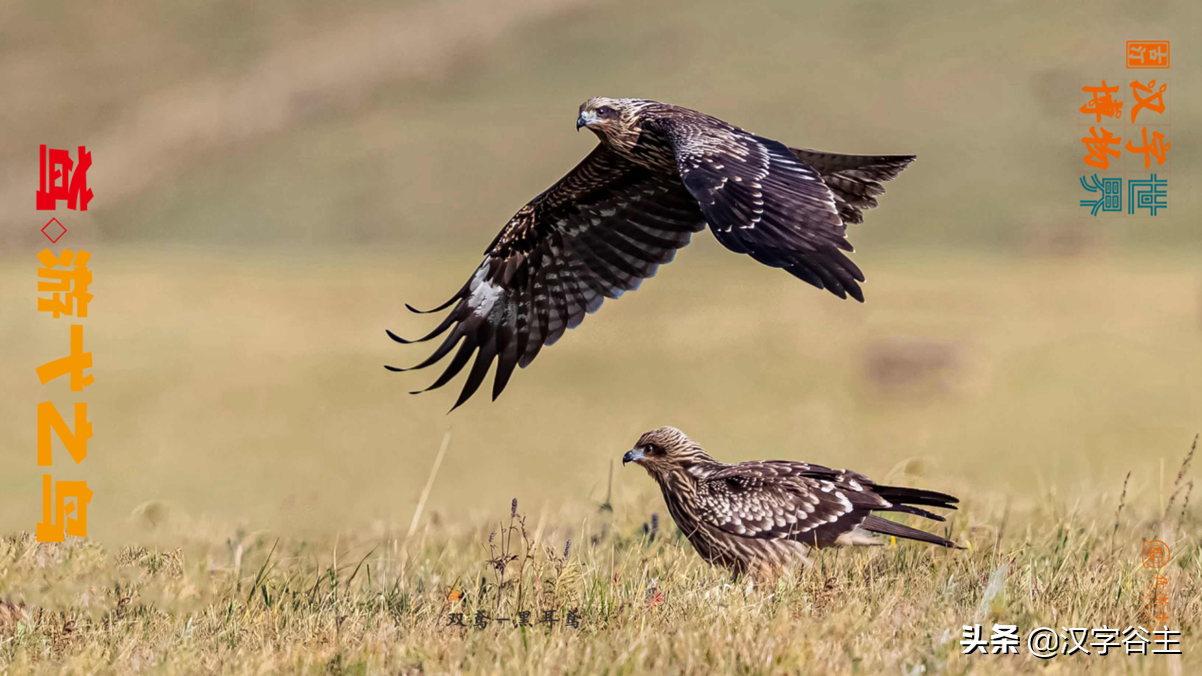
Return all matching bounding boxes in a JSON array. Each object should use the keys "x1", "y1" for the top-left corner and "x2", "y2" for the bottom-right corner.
[
  {"x1": 1079, "y1": 174, "x2": 1122, "y2": 215},
  {"x1": 1128, "y1": 174, "x2": 1167, "y2": 216}
]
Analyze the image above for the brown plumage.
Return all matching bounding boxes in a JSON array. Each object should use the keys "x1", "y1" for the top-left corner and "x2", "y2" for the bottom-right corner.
[
  {"x1": 623, "y1": 426, "x2": 959, "y2": 580},
  {"x1": 389, "y1": 98, "x2": 915, "y2": 409}
]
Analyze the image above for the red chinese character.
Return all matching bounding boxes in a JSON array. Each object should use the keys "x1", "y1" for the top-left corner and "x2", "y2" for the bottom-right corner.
[{"x1": 37, "y1": 145, "x2": 93, "y2": 211}]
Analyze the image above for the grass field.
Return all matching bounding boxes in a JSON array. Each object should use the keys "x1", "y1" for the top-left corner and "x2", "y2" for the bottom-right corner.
[
  {"x1": 2, "y1": 0, "x2": 1200, "y2": 672},
  {"x1": 0, "y1": 469, "x2": 1197, "y2": 676},
  {"x1": 1, "y1": 248, "x2": 1199, "y2": 674}
]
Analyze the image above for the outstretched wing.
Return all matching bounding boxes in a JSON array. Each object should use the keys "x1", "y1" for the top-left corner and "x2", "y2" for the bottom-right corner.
[
  {"x1": 668, "y1": 121, "x2": 911, "y2": 302},
  {"x1": 387, "y1": 145, "x2": 706, "y2": 410},
  {"x1": 693, "y1": 462, "x2": 887, "y2": 547}
]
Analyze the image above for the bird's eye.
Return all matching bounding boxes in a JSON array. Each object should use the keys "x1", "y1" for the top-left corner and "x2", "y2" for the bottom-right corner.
[
  {"x1": 597, "y1": 106, "x2": 615, "y2": 117},
  {"x1": 644, "y1": 444, "x2": 659, "y2": 455}
]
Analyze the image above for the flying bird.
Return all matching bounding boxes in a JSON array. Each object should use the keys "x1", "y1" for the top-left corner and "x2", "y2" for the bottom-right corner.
[
  {"x1": 388, "y1": 98, "x2": 915, "y2": 409},
  {"x1": 622, "y1": 426, "x2": 959, "y2": 579}
]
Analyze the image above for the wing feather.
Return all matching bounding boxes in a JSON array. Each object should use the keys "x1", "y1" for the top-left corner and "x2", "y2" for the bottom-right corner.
[
  {"x1": 695, "y1": 460, "x2": 957, "y2": 548},
  {"x1": 669, "y1": 121, "x2": 906, "y2": 302},
  {"x1": 491, "y1": 308, "x2": 519, "y2": 401},
  {"x1": 389, "y1": 144, "x2": 705, "y2": 409},
  {"x1": 453, "y1": 324, "x2": 497, "y2": 409},
  {"x1": 694, "y1": 463, "x2": 878, "y2": 547}
]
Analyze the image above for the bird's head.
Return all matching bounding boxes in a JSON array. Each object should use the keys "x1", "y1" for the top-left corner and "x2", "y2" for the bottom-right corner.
[
  {"x1": 622, "y1": 426, "x2": 713, "y2": 477},
  {"x1": 577, "y1": 97, "x2": 648, "y2": 149}
]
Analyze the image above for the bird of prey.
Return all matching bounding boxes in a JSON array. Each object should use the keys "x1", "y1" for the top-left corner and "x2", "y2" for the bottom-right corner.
[
  {"x1": 622, "y1": 426, "x2": 959, "y2": 579},
  {"x1": 388, "y1": 98, "x2": 915, "y2": 409}
]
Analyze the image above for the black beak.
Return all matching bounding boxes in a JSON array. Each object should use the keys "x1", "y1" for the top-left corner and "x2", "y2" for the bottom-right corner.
[
  {"x1": 576, "y1": 115, "x2": 586, "y2": 131},
  {"x1": 622, "y1": 448, "x2": 644, "y2": 465}
]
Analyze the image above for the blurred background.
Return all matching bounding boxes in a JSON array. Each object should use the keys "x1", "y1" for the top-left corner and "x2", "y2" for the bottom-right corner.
[{"x1": 0, "y1": 0, "x2": 1198, "y2": 541}]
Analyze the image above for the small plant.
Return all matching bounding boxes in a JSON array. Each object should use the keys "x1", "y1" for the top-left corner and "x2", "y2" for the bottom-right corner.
[{"x1": 484, "y1": 498, "x2": 532, "y2": 614}]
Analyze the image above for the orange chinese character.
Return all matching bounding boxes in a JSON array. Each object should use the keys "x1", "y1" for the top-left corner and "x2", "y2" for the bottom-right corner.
[
  {"x1": 1130, "y1": 80, "x2": 1167, "y2": 123},
  {"x1": 1126, "y1": 128, "x2": 1170, "y2": 168},
  {"x1": 1127, "y1": 41, "x2": 1169, "y2": 69},
  {"x1": 37, "y1": 248, "x2": 93, "y2": 318},
  {"x1": 1080, "y1": 81, "x2": 1123, "y2": 123},
  {"x1": 1139, "y1": 604, "x2": 1172, "y2": 630},
  {"x1": 1143, "y1": 540, "x2": 1170, "y2": 568},
  {"x1": 35, "y1": 324, "x2": 94, "y2": 391},
  {"x1": 1082, "y1": 127, "x2": 1122, "y2": 169},
  {"x1": 1138, "y1": 573, "x2": 1173, "y2": 630},
  {"x1": 36, "y1": 475, "x2": 93, "y2": 542},
  {"x1": 1144, "y1": 585, "x2": 1171, "y2": 616},
  {"x1": 37, "y1": 401, "x2": 91, "y2": 466},
  {"x1": 1150, "y1": 605, "x2": 1171, "y2": 625}
]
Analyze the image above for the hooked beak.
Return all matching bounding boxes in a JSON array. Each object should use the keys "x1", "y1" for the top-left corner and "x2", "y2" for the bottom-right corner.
[
  {"x1": 576, "y1": 110, "x2": 596, "y2": 131},
  {"x1": 622, "y1": 447, "x2": 644, "y2": 465}
]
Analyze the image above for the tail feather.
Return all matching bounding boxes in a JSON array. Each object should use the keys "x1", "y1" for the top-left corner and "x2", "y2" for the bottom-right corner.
[
  {"x1": 886, "y1": 504, "x2": 946, "y2": 522},
  {"x1": 788, "y1": 148, "x2": 916, "y2": 225},
  {"x1": 862, "y1": 483, "x2": 960, "y2": 548},
  {"x1": 861, "y1": 514, "x2": 959, "y2": 549},
  {"x1": 873, "y1": 484, "x2": 959, "y2": 511},
  {"x1": 789, "y1": 150, "x2": 916, "y2": 180}
]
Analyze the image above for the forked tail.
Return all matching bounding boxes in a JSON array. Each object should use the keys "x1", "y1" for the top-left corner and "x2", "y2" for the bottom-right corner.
[{"x1": 863, "y1": 483, "x2": 960, "y2": 548}]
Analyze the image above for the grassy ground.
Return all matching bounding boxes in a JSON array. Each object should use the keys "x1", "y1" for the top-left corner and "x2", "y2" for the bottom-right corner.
[
  {"x1": 3, "y1": 0, "x2": 1199, "y2": 672},
  {"x1": 0, "y1": 461, "x2": 1198, "y2": 676},
  {"x1": 0, "y1": 248, "x2": 1199, "y2": 674}
]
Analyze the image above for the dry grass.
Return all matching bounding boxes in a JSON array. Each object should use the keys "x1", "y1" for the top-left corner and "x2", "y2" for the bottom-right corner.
[
  {"x1": 2, "y1": 0, "x2": 1198, "y2": 672},
  {"x1": 0, "y1": 456, "x2": 1197, "y2": 676},
  {"x1": 1, "y1": 249, "x2": 1200, "y2": 674}
]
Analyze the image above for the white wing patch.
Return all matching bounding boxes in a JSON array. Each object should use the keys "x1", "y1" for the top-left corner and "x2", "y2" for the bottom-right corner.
[{"x1": 466, "y1": 265, "x2": 504, "y2": 314}]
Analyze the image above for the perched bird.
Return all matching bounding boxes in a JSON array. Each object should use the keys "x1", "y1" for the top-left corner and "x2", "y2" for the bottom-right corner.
[
  {"x1": 389, "y1": 98, "x2": 915, "y2": 409},
  {"x1": 623, "y1": 426, "x2": 959, "y2": 579}
]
